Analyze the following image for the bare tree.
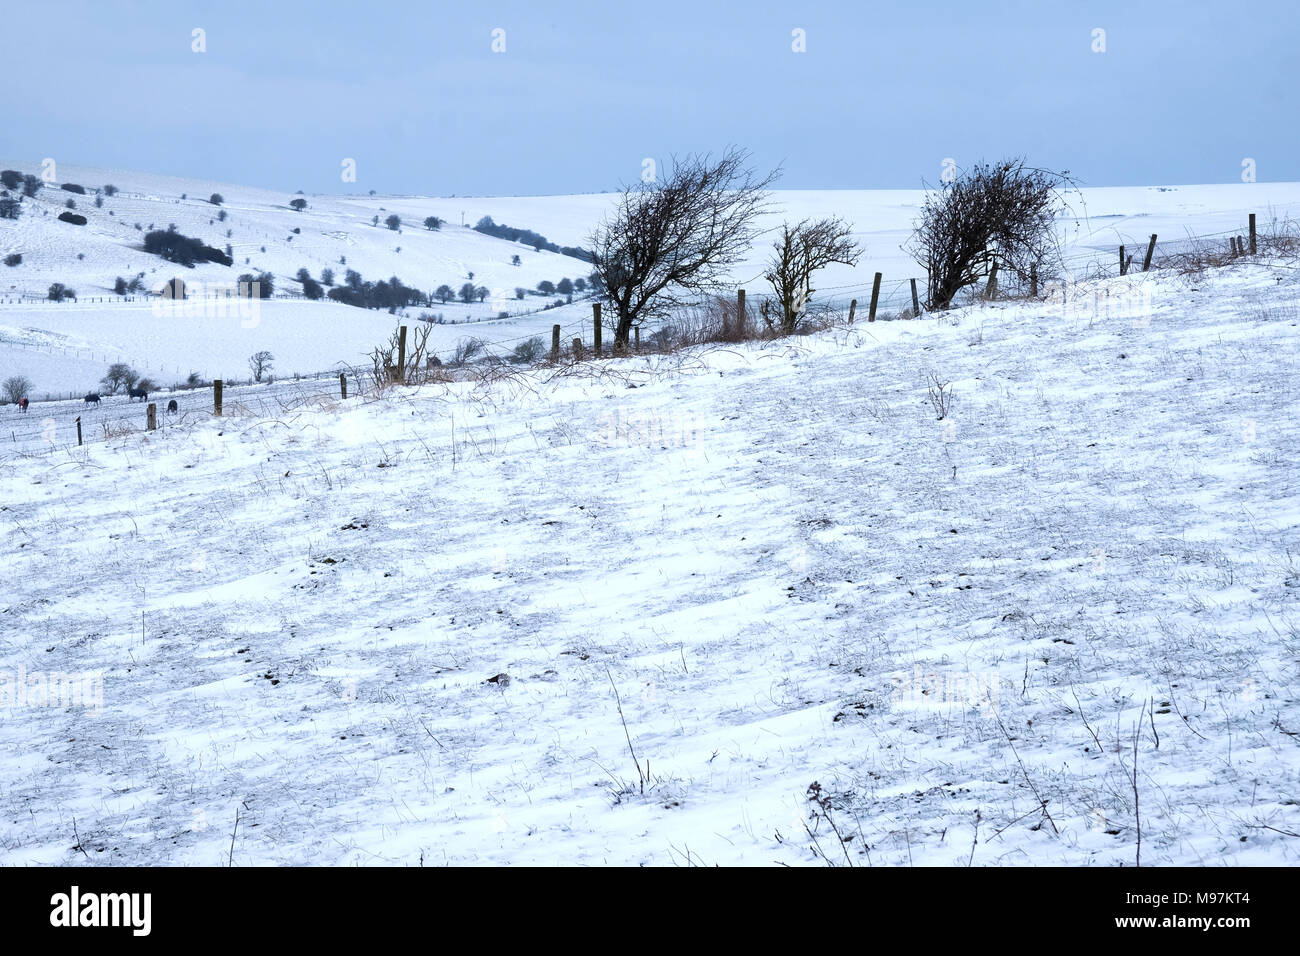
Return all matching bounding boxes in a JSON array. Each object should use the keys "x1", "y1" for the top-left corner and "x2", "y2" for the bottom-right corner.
[
  {"x1": 249, "y1": 350, "x2": 274, "y2": 383},
  {"x1": 99, "y1": 363, "x2": 137, "y2": 395},
  {"x1": 588, "y1": 147, "x2": 780, "y2": 349},
  {"x1": 907, "y1": 158, "x2": 1075, "y2": 310},
  {"x1": 3, "y1": 375, "x2": 32, "y2": 403},
  {"x1": 764, "y1": 218, "x2": 861, "y2": 334}
]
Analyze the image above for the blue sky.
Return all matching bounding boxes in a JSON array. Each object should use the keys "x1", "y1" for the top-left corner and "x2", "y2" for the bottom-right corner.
[{"x1": 2, "y1": 0, "x2": 1295, "y2": 195}]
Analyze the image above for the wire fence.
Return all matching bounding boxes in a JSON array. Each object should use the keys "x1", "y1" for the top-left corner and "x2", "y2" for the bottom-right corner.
[
  {"x1": 804, "y1": 213, "x2": 1300, "y2": 319},
  {"x1": 7, "y1": 210, "x2": 1298, "y2": 408}
]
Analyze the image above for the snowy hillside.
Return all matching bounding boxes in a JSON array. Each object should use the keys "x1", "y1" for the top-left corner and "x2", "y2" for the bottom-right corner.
[
  {"x1": 0, "y1": 162, "x2": 603, "y2": 394},
  {"x1": 1, "y1": 257, "x2": 1296, "y2": 866},
  {"x1": 4, "y1": 162, "x2": 1300, "y2": 396}
]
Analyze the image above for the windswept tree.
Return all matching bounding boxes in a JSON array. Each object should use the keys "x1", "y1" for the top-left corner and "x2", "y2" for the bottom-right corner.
[
  {"x1": 907, "y1": 158, "x2": 1075, "y2": 310},
  {"x1": 458, "y1": 282, "x2": 476, "y2": 304},
  {"x1": 423, "y1": 216, "x2": 442, "y2": 231},
  {"x1": 386, "y1": 214, "x2": 401, "y2": 231},
  {"x1": 435, "y1": 284, "x2": 453, "y2": 303},
  {"x1": 289, "y1": 198, "x2": 308, "y2": 212},
  {"x1": 588, "y1": 147, "x2": 779, "y2": 348},
  {"x1": 765, "y1": 218, "x2": 861, "y2": 334}
]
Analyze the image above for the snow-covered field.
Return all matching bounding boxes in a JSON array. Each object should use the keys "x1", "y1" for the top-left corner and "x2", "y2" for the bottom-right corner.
[
  {"x1": 2, "y1": 255, "x2": 1297, "y2": 866},
  {"x1": 4, "y1": 161, "x2": 1300, "y2": 396},
  {"x1": 0, "y1": 161, "x2": 603, "y2": 395}
]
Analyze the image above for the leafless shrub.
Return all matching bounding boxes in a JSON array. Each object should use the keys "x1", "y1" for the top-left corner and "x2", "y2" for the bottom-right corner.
[
  {"x1": 1254, "y1": 212, "x2": 1300, "y2": 259},
  {"x1": 1154, "y1": 233, "x2": 1243, "y2": 275},
  {"x1": 907, "y1": 157, "x2": 1077, "y2": 310},
  {"x1": 926, "y1": 372, "x2": 952, "y2": 420},
  {"x1": 101, "y1": 421, "x2": 136, "y2": 440},
  {"x1": 366, "y1": 323, "x2": 444, "y2": 389},
  {"x1": 450, "y1": 336, "x2": 487, "y2": 367}
]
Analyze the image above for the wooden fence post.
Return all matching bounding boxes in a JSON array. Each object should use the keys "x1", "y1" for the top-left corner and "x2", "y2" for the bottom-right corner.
[
  {"x1": 593, "y1": 303, "x2": 602, "y2": 356},
  {"x1": 1249, "y1": 213, "x2": 1257, "y2": 255},
  {"x1": 76, "y1": 416, "x2": 82, "y2": 446},
  {"x1": 339, "y1": 372, "x2": 347, "y2": 399},
  {"x1": 1029, "y1": 265, "x2": 1038, "y2": 298},
  {"x1": 1143, "y1": 234, "x2": 1157, "y2": 272},
  {"x1": 868, "y1": 272, "x2": 882, "y2": 322},
  {"x1": 1237, "y1": 235, "x2": 1246, "y2": 257},
  {"x1": 985, "y1": 261, "x2": 999, "y2": 300},
  {"x1": 396, "y1": 325, "x2": 407, "y2": 383},
  {"x1": 847, "y1": 298, "x2": 857, "y2": 323},
  {"x1": 910, "y1": 278, "x2": 921, "y2": 316},
  {"x1": 146, "y1": 403, "x2": 156, "y2": 431},
  {"x1": 552, "y1": 324, "x2": 561, "y2": 363},
  {"x1": 213, "y1": 379, "x2": 223, "y2": 416},
  {"x1": 736, "y1": 288, "x2": 745, "y2": 340},
  {"x1": 572, "y1": 337, "x2": 583, "y2": 361},
  {"x1": 1119, "y1": 245, "x2": 1127, "y2": 276}
]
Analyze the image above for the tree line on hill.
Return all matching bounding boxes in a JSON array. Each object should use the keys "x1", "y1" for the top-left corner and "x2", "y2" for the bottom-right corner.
[{"x1": 473, "y1": 216, "x2": 592, "y2": 261}]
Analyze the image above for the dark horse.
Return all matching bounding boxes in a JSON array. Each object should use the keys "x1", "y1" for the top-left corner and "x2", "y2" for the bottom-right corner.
[
  {"x1": 83, "y1": 393, "x2": 100, "y2": 406},
  {"x1": 128, "y1": 386, "x2": 149, "y2": 402},
  {"x1": 18, "y1": 397, "x2": 28, "y2": 413},
  {"x1": 167, "y1": 399, "x2": 178, "y2": 414}
]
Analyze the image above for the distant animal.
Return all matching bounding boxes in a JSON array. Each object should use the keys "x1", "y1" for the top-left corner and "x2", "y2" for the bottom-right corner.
[
  {"x1": 128, "y1": 386, "x2": 148, "y2": 402},
  {"x1": 83, "y1": 392, "x2": 100, "y2": 406},
  {"x1": 167, "y1": 399, "x2": 178, "y2": 414},
  {"x1": 18, "y1": 397, "x2": 28, "y2": 413}
]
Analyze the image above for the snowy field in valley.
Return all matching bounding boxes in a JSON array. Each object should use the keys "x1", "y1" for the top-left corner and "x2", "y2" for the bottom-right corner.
[{"x1": 1, "y1": 254, "x2": 1297, "y2": 865}]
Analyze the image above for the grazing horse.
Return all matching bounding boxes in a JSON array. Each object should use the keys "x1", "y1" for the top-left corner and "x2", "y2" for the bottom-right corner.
[
  {"x1": 167, "y1": 399, "x2": 178, "y2": 414},
  {"x1": 83, "y1": 392, "x2": 100, "y2": 406},
  {"x1": 128, "y1": 386, "x2": 148, "y2": 402},
  {"x1": 18, "y1": 397, "x2": 28, "y2": 413}
]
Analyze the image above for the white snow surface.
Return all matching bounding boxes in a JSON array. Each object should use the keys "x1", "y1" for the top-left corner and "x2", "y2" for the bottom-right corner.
[{"x1": 1, "y1": 254, "x2": 1297, "y2": 866}]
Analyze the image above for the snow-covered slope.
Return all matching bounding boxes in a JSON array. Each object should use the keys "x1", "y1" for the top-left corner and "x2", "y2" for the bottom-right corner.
[
  {"x1": 0, "y1": 162, "x2": 601, "y2": 394},
  {"x1": 4, "y1": 162, "x2": 1299, "y2": 396},
  {"x1": 1, "y1": 259, "x2": 1296, "y2": 866}
]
